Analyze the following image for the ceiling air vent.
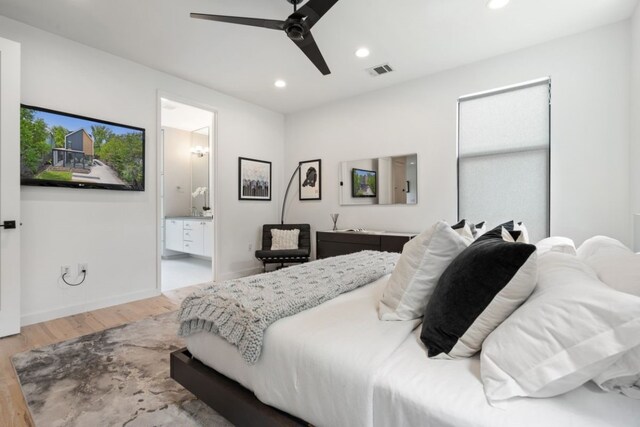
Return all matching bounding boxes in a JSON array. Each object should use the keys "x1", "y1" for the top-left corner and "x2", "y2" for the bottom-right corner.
[{"x1": 367, "y1": 63, "x2": 394, "y2": 77}]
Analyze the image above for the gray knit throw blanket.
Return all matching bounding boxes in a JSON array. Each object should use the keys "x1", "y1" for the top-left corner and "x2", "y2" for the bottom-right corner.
[{"x1": 177, "y1": 250, "x2": 399, "y2": 364}]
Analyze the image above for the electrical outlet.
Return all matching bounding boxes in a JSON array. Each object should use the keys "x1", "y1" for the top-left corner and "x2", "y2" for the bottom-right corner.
[
  {"x1": 248, "y1": 243, "x2": 253, "y2": 252},
  {"x1": 61, "y1": 266, "x2": 71, "y2": 277},
  {"x1": 78, "y1": 263, "x2": 88, "y2": 275}
]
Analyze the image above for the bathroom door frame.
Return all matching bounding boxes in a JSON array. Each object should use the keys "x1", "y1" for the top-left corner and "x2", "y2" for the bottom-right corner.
[{"x1": 156, "y1": 91, "x2": 219, "y2": 291}]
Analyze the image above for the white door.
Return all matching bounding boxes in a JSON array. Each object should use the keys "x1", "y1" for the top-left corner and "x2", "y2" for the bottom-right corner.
[{"x1": 0, "y1": 37, "x2": 21, "y2": 338}]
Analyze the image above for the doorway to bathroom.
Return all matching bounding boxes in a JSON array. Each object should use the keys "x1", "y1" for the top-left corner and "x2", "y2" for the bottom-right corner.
[{"x1": 159, "y1": 96, "x2": 216, "y2": 291}]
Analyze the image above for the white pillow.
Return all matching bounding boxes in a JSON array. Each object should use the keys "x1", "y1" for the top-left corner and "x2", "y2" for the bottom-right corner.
[
  {"x1": 577, "y1": 235, "x2": 630, "y2": 259},
  {"x1": 473, "y1": 221, "x2": 488, "y2": 238},
  {"x1": 501, "y1": 227, "x2": 526, "y2": 243},
  {"x1": 467, "y1": 221, "x2": 488, "y2": 239},
  {"x1": 481, "y1": 252, "x2": 640, "y2": 403},
  {"x1": 499, "y1": 222, "x2": 529, "y2": 243},
  {"x1": 379, "y1": 221, "x2": 468, "y2": 321},
  {"x1": 452, "y1": 220, "x2": 475, "y2": 245},
  {"x1": 577, "y1": 236, "x2": 640, "y2": 297},
  {"x1": 593, "y1": 345, "x2": 640, "y2": 399},
  {"x1": 514, "y1": 222, "x2": 530, "y2": 243},
  {"x1": 270, "y1": 229, "x2": 299, "y2": 250},
  {"x1": 536, "y1": 236, "x2": 577, "y2": 256}
]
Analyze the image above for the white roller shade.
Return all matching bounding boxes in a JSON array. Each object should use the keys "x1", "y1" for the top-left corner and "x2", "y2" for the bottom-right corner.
[{"x1": 458, "y1": 80, "x2": 550, "y2": 243}]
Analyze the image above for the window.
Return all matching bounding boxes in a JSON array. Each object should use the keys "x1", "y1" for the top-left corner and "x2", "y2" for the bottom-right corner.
[{"x1": 458, "y1": 79, "x2": 551, "y2": 242}]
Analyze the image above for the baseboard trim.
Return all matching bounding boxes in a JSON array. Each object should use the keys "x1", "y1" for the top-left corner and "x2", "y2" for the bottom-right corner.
[
  {"x1": 161, "y1": 253, "x2": 189, "y2": 260},
  {"x1": 217, "y1": 267, "x2": 262, "y2": 281},
  {"x1": 21, "y1": 288, "x2": 162, "y2": 326},
  {"x1": 21, "y1": 267, "x2": 261, "y2": 326}
]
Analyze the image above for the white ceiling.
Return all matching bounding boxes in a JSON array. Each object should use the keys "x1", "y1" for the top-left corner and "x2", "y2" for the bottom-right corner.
[
  {"x1": 0, "y1": 0, "x2": 637, "y2": 113},
  {"x1": 161, "y1": 98, "x2": 214, "y2": 132}
]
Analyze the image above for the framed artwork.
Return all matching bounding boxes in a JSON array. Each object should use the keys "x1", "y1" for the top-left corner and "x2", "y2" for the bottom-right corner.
[
  {"x1": 239, "y1": 157, "x2": 271, "y2": 201},
  {"x1": 352, "y1": 168, "x2": 377, "y2": 198},
  {"x1": 299, "y1": 159, "x2": 321, "y2": 201}
]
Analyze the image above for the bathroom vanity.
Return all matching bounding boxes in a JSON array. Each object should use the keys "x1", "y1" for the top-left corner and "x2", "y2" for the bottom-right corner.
[{"x1": 165, "y1": 216, "x2": 213, "y2": 257}]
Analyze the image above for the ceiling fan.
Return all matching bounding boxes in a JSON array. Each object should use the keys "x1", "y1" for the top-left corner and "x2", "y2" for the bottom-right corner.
[{"x1": 191, "y1": 0, "x2": 340, "y2": 75}]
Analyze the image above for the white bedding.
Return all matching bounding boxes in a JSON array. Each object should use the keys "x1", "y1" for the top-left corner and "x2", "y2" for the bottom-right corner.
[
  {"x1": 187, "y1": 276, "x2": 640, "y2": 427},
  {"x1": 373, "y1": 328, "x2": 640, "y2": 427},
  {"x1": 187, "y1": 275, "x2": 420, "y2": 427}
]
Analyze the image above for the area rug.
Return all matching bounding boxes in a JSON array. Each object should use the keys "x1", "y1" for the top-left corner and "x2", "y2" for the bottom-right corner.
[{"x1": 12, "y1": 312, "x2": 233, "y2": 427}]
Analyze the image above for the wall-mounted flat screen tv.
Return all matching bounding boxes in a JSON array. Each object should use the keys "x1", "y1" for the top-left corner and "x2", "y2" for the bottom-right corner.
[
  {"x1": 20, "y1": 105, "x2": 145, "y2": 191},
  {"x1": 352, "y1": 168, "x2": 377, "y2": 198}
]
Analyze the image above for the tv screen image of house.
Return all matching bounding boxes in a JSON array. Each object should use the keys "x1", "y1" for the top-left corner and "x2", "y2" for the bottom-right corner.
[
  {"x1": 352, "y1": 168, "x2": 377, "y2": 198},
  {"x1": 20, "y1": 105, "x2": 145, "y2": 191}
]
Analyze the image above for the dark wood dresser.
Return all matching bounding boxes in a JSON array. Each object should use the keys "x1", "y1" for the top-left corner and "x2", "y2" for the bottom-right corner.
[{"x1": 316, "y1": 231, "x2": 416, "y2": 259}]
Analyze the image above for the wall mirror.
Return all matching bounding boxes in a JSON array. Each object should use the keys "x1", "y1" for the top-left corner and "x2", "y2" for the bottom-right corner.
[
  {"x1": 190, "y1": 126, "x2": 210, "y2": 213},
  {"x1": 339, "y1": 154, "x2": 418, "y2": 206}
]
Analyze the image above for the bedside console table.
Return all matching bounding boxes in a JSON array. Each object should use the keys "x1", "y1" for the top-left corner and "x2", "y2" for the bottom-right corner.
[{"x1": 316, "y1": 230, "x2": 416, "y2": 259}]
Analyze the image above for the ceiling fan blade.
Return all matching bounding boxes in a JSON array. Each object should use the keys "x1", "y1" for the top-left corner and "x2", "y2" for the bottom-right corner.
[
  {"x1": 297, "y1": 0, "x2": 340, "y2": 29},
  {"x1": 292, "y1": 32, "x2": 331, "y2": 75},
  {"x1": 190, "y1": 13, "x2": 286, "y2": 31}
]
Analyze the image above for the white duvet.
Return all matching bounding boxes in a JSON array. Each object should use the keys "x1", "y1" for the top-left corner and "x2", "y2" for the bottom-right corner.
[
  {"x1": 374, "y1": 328, "x2": 640, "y2": 427},
  {"x1": 187, "y1": 275, "x2": 640, "y2": 427},
  {"x1": 187, "y1": 275, "x2": 420, "y2": 427}
]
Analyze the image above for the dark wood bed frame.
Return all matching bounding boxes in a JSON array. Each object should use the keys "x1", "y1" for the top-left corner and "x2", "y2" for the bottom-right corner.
[{"x1": 170, "y1": 348, "x2": 310, "y2": 427}]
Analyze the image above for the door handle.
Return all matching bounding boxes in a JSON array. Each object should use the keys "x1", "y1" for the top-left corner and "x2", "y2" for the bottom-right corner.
[{"x1": 0, "y1": 220, "x2": 16, "y2": 229}]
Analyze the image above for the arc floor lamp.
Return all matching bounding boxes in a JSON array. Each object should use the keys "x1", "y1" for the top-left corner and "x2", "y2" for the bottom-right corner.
[{"x1": 281, "y1": 164, "x2": 301, "y2": 224}]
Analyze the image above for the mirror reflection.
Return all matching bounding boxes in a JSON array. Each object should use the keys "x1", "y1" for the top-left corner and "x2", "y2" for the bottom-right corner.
[
  {"x1": 340, "y1": 154, "x2": 417, "y2": 206},
  {"x1": 190, "y1": 127, "x2": 210, "y2": 215}
]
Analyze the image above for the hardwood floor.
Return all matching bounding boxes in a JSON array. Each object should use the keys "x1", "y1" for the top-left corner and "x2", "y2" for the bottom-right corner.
[{"x1": 0, "y1": 285, "x2": 199, "y2": 427}]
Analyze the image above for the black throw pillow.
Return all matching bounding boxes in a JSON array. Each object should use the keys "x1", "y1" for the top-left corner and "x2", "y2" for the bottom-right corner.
[{"x1": 420, "y1": 222, "x2": 538, "y2": 359}]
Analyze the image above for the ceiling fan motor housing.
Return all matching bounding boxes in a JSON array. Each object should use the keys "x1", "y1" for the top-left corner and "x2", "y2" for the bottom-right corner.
[{"x1": 285, "y1": 22, "x2": 306, "y2": 41}]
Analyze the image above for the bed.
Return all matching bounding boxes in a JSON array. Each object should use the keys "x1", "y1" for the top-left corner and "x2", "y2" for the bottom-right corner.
[{"x1": 171, "y1": 274, "x2": 640, "y2": 427}]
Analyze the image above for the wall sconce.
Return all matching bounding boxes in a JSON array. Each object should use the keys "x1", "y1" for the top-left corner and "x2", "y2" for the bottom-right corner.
[{"x1": 190, "y1": 146, "x2": 209, "y2": 157}]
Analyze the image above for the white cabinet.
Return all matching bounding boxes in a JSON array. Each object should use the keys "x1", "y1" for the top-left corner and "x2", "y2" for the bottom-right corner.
[
  {"x1": 165, "y1": 218, "x2": 212, "y2": 257},
  {"x1": 183, "y1": 220, "x2": 204, "y2": 254},
  {"x1": 166, "y1": 219, "x2": 184, "y2": 252}
]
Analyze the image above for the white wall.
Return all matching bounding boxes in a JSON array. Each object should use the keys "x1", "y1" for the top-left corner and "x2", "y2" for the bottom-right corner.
[
  {"x1": 631, "y1": 5, "x2": 640, "y2": 250},
  {"x1": 285, "y1": 22, "x2": 632, "y2": 250},
  {"x1": 0, "y1": 16, "x2": 284, "y2": 325}
]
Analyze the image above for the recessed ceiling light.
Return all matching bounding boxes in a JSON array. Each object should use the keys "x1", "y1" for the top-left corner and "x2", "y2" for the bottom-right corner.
[
  {"x1": 487, "y1": 0, "x2": 510, "y2": 9},
  {"x1": 355, "y1": 48, "x2": 370, "y2": 58},
  {"x1": 274, "y1": 79, "x2": 287, "y2": 88}
]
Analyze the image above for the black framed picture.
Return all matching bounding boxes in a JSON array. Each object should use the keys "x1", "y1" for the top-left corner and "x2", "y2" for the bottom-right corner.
[
  {"x1": 299, "y1": 159, "x2": 321, "y2": 201},
  {"x1": 352, "y1": 168, "x2": 377, "y2": 198},
  {"x1": 239, "y1": 157, "x2": 271, "y2": 201}
]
